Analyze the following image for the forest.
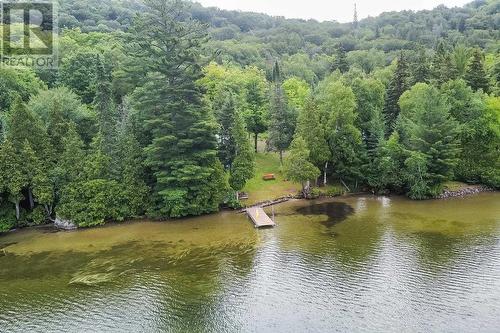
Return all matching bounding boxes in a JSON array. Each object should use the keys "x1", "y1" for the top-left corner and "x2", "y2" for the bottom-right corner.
[{"x1": 0, "y1": 0, "x2": 499, "y2": 231}]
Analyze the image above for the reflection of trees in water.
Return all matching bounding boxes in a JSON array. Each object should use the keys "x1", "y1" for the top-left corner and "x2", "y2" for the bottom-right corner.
[
  {"x1": 0, "y1": 239, "x2": 258, "y2": 331},
  {"x1": 296, "y1": 202, "x2": 354, "y2": 227},
  {"x1": 397, "y1": 229, "x2": 499, "y2": 275},
  {"x1": 151, "y1": 240, "x2": 258, "y2": 331},
  {"x1": 386, "y1": 204, "x2": 500, "y2": 278}
]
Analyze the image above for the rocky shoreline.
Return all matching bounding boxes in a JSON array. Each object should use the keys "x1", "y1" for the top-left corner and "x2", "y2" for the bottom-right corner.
[{"x1": 436, "y1": 185, "x2": 493, "y2": 199}]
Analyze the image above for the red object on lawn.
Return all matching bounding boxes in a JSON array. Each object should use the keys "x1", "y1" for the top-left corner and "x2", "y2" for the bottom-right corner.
[{"x1": 263, "y1": 174, "x2": 276, "y2": 181}]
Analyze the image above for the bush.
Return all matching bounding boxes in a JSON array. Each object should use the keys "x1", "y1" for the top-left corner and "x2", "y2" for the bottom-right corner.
[
  {"x1": 57, "y1": 179, "x2": 128, "y2": 227},
  {"x1": 27, "y1": 206, "x2": 48, "y2": 226},
  {"x1": 0, "y1": 202, "x2": 16, "y2": 232}
]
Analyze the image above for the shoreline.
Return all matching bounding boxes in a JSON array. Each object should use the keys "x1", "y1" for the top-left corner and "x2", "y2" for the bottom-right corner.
[
  {"x1": 1, "y1": 186, "x2": 497, "y2": 236},
  {"x1": 436, "y1": 184, "x2": 493, "y2": 199}
]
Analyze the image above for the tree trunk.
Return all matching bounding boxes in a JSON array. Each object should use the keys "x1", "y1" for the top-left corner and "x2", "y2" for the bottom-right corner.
[
  {"x1": 323, "y1": 161, "x2": 328, "y2": 186},
  {"x1": 279, "y1": 150, "x2": 283, "y2": 165},
  {"x1": 44, "y1": 204, "x2": 52, "y2": 216},
  {"x1": 28, "y1": 189, "x2": 34, "y2": 209},
  {"x1": 254, "y1": 133, "x2": 258, "y2": 153},
  {"x1": 235, "y1": 191, "x2": 239, "y2": 202},
  {"x1": 15, "y1": 202, "x2": 20, "y2": 220},
  {"x1": 340, "y1": 179, "x2": 351, "y2": 192}
]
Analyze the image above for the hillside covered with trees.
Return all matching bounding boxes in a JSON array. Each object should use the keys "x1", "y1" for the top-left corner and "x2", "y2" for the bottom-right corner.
[{"x1": 0, "y1": 0, "x2": 499, "y2": 231}]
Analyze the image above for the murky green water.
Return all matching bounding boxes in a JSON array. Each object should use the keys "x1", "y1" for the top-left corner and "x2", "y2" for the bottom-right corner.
[{"x1": 1, "y1": 193, "x2": 499, "y2": 332}]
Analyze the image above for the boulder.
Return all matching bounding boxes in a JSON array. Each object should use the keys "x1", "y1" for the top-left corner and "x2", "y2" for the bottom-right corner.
[{"x1": 54, "y1": 217, "x2": 78, "y2": 230}]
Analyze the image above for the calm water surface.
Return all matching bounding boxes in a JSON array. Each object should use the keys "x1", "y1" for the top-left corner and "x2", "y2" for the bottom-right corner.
[{"x1": 1, "y1": 194, "x2": 499, "y2": 332}]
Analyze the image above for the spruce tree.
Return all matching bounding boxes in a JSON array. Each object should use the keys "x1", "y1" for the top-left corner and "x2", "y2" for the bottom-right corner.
[
  {"x1": 332, "y1": 45, "x2": 349, "y2": 74},
  {"x1": 431, "y1": 41, "x2": 457, "y2": 85},
  {"x1": 229, "y1": 112, "x2": 255, "y2": 197},
  {"x1": 6, "y1": 98, "x2": 49, "y2": 161},
  {"x1": 116, "y1": 122, "x2": 149, "y2": 218},
  {"x1": 383, "y1": 52, "x2": 409, "y2": 135},
  {"x1": 352, "y1": 78, "x2": 385, "y2": 160},
  {"x1": 412, "y1": 46, "x2": 430, "y2": 85},
  {"x1": 268, "y1": 61, "x2": 295, "y2": 165},
  {"x1": 0, "y1": 139, "x2": 26, "y2": 220},
  {"x1": 452, "y1": 44, "x2": 471, "y2": 78},
  {"x1": 465, "y1": 49, "x2": 490, "y2": 93},
  {"x1": 130, "y1": 0, "x2": 227, "y2": 217},
  {"x1": 399, "y1": 83, "x2": 461, "y2": 197},
  {"x1": 94, "y1": 56, "x2": 118, "y2": 157},
  {"x1": 215, "y1": 91, "x2": 239, "y2": 169}
]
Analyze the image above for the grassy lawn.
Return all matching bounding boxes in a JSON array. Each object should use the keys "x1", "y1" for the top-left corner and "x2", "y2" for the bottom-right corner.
[{"x1": 242, "y1": 152, "x2": 301, "y2": 205}]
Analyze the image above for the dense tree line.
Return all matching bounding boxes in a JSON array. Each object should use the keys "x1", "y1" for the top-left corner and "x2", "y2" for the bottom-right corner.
[{"x1": 0, "y1": 0, "x2": 499, "y2": 232}]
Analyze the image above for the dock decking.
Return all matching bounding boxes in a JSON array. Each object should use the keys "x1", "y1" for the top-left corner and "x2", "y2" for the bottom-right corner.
[{"x1": 245, "y1": 206, "x2": 276, "y2": 228}]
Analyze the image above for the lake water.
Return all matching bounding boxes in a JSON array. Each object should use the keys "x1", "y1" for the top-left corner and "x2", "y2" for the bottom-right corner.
[{"x1": 1, "y1": 193, "x2": 499, "y2": 332}]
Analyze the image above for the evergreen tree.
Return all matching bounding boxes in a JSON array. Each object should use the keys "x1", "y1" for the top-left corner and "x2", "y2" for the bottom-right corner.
[
  {"x1": 229, "y1": 111, "x2": 255, "y2": 197},
  {"x1": 441, "y1": 80, "x2": 499, "y2": 187},
  {"x1": 116, "y1": 123, "x2": 149, "y2": 218},
  {"x1": 94, "y1": 56, "x2": 118, "y2": 157},
  {"x1": 352, "y1": 78, "x2": 385, "y2": 159},
  {"x1": 6, "y1": 98, "x2": 49, "y2": 161},
  {"x1": 412, "y1": 46, "x2": 430, "y2": 85},
  {"x1": 55, "y1": 124, "x2": 86, "y2": 190},
  {"x1": 465, "y1": 49, "x2": 490, "y2": 93},
  {"x1": 431, "y1": 41, "x2": 457, "y2": 85},
  {"x1": 332, "y1": 45, "x2": 349, "y2": 74},
  {"x1": 57, "y1": 132, "x2": 127, "y2": 227},
  {"x1": 283, "y1": 136, "x2": 320, "y2": 198},
  {"x1": 130, "y1": 0, "x2": 227, "y2": 217},
  {"x1": 215, "y1": 91, "x2": 239, "y2": 169},
  {"x1": 452, "y1": 44, "x2": 471, "y2": 78},
  {"x1": 46, "y1": 100, "x2": 70, "y2": 164},
  {"x1": 369, "y1": 132, "x2": 407, "y2": 193},
  {"x1": 0, "y1": 139, "x2": 26, "y2": 220},
  {"x1": 268, "y1": 60, "x2": 295, "y2": 164},
  {"x1": 383, "y1": 52, "x2": 409, "y2": 135},
  {"x1": 399, "y1": 83, "x2": 461, "y2": 198}
]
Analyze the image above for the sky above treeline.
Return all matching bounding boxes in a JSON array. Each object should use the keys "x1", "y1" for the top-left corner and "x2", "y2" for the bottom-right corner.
[{"x1": 195, "y1": 0, "x2": 472, "y2": 22}]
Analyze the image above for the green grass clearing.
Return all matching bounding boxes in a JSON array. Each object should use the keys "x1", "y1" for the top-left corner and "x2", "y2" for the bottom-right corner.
[{"x1": 242, "y1": 152, "x2": 301, "y2": 205}]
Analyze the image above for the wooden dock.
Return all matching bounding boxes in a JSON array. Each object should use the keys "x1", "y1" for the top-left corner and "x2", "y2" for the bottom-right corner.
[{"x1": 245, "y1": 207, "x2": 276, "y2": 228}]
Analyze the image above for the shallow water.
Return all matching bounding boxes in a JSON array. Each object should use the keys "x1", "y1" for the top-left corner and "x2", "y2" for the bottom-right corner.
[{"x1": 1, "y1": 193, "x2": 499, "y2": 332}]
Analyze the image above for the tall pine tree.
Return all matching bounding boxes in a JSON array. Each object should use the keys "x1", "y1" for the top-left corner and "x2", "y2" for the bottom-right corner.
[
  {"x1": 465, "y1": 49, "x2": 490, "y2": 93},
  {"x1": 130, "y1": 0, "x2": 227, "y2": 217},
  {"x1": 399, "y1": 83, "x2": 461, "y2": 198},
  {"x1": 384, "y1": 52, "x2": 409, "y2": 135},
  {"x1": 431, "y1": 41, "x2": 457, "y2": 86},
  {"x1": 332, "y1": 44, "x2": 349, "y2": 74},
  {"x1": 411, "y1": 46, "x2": 430, "y2": 85},
  {"x1": 268, "y1": 60, "x2": 295, "y2": 165}
]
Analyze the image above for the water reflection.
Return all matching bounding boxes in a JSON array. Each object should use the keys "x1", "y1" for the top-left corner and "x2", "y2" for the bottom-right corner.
[
  {"x1": 296, "y1": 201, "x2": 355, "y2": 227},
  {"x1": 0, "y1": 193, "x2": 499, "y2": 332}
]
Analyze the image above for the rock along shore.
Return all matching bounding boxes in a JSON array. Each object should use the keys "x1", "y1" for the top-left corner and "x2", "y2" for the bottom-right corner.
[{"x1": 437, "y1": 185, "x2": 493, "y2": 199}]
